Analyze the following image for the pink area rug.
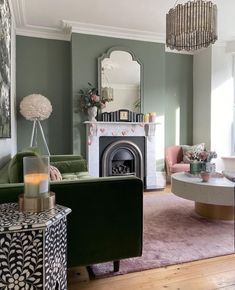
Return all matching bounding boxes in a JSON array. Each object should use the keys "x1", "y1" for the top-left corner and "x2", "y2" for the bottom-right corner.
[{"x1": 91, "y1": 193, "x2": 234, "y2": 278}]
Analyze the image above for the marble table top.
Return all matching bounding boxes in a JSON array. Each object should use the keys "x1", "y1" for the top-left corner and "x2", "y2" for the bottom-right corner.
[{"x1": 171, "y1": 172, "x2": 235, "y2": 206}]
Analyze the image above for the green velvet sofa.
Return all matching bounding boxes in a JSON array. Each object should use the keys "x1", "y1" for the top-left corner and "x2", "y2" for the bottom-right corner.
[{"x1": 0, "y1": 151, "x2": 143, "y2": 269}]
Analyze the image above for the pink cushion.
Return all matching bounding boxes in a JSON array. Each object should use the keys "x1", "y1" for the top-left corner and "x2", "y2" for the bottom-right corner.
[
  {"x1": 171, "y1": 163, "x2": 190, "y2": 173},
  {"x1": 49, "y1": 165, "x2": 62, "y2": 181}
]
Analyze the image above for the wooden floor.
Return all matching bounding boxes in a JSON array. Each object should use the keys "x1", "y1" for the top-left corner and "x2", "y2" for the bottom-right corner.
[
  {"x1": 68, "y1": 185, "x2": 235, "y2": 290},
  {"x1": 68, "y1": 254, "x2": 235, "y2": 290}
]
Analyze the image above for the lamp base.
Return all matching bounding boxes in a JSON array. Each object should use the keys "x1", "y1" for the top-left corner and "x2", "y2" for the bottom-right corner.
[{"x1": 18, "y1": 192, "x2": 55, "y2": 213}]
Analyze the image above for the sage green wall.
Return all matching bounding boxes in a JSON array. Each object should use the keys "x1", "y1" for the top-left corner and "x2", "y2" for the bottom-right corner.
[
  {"x1": 16, "y1": 36, "x2": 72, "y2": 154},
  {"x1": 16, "y1": 34, "x2": 193, "y2": 158},
  {"x1": 165, "y1": 53, "x2": 193, "y2": 147},
  {"x1": 71, "y1": 33, "x2": 166, "y2": 156},
  {"x1": 71, "y1": 33, "x2": 193, "y2": 156}
]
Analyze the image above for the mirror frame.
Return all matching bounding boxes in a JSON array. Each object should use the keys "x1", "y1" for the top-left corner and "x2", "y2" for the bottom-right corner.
[{"x1": 98, "y1": 46, "x2": 144, "y2": 113}]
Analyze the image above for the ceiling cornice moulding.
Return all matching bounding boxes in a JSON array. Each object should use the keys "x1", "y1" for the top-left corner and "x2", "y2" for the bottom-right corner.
[
  {"x1": 62, "y1": 20, "x2": 165, "y2": 43},
  {"x1": 11, "y1": 1, "x2": 232, "y2": 49},
  {"x1": 12, "y1": 0, "x2": 69, "y2": 41},
  {"x1": 16, "y1": 25, "x2": 70, "y2": 41}
]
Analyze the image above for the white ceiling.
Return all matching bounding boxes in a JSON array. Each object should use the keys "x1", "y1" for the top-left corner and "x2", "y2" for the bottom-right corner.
[{"x1": 11, "y1": 0, "x2": 235, "y2": 44}]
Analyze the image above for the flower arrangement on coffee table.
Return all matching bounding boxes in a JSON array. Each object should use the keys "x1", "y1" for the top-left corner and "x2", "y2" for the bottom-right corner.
[
  {"x1": 187, "y1": 149, "x2": 217, "y2": 175},
  {"x1": 186, "y1": 149, "x2": 217, "y2": 164}
]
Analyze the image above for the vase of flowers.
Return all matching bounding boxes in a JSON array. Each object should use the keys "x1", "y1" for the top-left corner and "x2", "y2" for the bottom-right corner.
[
  {"x1": 190, "y1": 161, "x2": 203, "y2": 174},
  {"x1": 187, "y1": 151, "x2": 203, "y2": 174},
  {"x1": 87, "y1": 106, "x2": 98, "y2": 122},
  {"x1": 79, "y1": 82, "x2": 112, "y2": 121},
  {"x1": 187, "y1": 149, "x2": 217, "y2": 174},
  {"x1": 198, "y1": 150, "x2": 217, "y2": 173}
]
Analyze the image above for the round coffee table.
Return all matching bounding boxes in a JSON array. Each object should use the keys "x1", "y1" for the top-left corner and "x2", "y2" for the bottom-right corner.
[{"x1": 171, "y1": 172, "x2": 234, "y2": 220}]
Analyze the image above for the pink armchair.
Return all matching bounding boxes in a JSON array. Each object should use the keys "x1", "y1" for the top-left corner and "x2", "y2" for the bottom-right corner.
[{"x1": 165, "y1": 145, "x2": 190, "y2": 179}]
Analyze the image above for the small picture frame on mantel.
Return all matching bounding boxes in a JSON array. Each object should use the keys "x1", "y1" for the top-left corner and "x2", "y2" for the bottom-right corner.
[{"x1": 118, "y1": 110, "x2": 129, "y2": 122}]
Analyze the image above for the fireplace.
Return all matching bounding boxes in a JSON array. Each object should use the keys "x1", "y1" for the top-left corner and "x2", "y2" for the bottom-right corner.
[
  {"x1": 99, "y1": 137, "x2": 145, "y2": 183},
  {"x1": 85, "y1": 121, "x2": 163, "y2": 190}
]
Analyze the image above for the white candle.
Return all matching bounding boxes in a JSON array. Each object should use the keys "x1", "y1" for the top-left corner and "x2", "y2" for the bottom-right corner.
[{"x1": 24, "y1": 173, "x2": 49, "y2": 198}]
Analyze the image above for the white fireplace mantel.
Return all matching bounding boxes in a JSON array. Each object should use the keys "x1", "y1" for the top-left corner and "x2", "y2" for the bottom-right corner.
[{"x1": 84, "y1": 121, "x2": 163, "y2": 190}]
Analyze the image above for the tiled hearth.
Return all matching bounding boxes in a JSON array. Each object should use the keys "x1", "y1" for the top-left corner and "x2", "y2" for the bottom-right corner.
[{"x1": 85, "y1": 121, "x2": 165, "y2": 190}]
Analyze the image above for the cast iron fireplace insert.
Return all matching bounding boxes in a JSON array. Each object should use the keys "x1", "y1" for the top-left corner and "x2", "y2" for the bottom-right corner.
[{"x1": 99, "y1": 136, "x2": 146, "y2": 186}]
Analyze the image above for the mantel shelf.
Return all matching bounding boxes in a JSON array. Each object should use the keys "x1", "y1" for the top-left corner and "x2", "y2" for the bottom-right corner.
[{"x1": 84, "y1": 121, "x2": 160, "y2": 125}]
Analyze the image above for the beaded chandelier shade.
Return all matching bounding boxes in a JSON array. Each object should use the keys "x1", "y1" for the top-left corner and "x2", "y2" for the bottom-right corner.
[{"x1": 166, "y1": 0, "x2": 218, "y2": 51}]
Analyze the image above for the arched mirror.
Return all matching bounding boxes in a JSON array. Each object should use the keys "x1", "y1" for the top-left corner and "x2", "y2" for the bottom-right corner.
[{"x1": 98, "y1": 47, "x2": 143, "y2": 113}]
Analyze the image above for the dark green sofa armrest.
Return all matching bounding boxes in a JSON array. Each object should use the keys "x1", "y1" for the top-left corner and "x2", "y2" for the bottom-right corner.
[{"x1": 50, "y1": 176, "x2": 143, "y2": 267}]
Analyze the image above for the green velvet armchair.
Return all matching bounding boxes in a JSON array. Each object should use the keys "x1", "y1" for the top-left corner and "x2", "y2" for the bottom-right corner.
[{"x1": 0, "y1": 150, "x2": 143, "y2": 270}]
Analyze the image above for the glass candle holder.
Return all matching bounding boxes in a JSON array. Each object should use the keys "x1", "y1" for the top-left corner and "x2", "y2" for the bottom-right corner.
[{"x1": 23, "y1": 156, "x2": 49, "y2": 198}]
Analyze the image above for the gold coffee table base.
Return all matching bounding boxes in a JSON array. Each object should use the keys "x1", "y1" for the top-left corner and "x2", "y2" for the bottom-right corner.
[
  {"x1": 195, "y1": 202, "x2": 234, "y2": 220},
  {"x1": 19, "y1": 192, "x2": 55, "y2": 213}
]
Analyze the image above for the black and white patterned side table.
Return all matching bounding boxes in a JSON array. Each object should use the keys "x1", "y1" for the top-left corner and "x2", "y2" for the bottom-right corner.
[{"x1": 0, "y1": 203, "x2": 71, "y2": 290}]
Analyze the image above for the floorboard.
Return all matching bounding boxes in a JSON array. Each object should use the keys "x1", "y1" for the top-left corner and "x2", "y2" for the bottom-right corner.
[{"x1": 68, "y1": 255, "x2": 235, "y2": 290}]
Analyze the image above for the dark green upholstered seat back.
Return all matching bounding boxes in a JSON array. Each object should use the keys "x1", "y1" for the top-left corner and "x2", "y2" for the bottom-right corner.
[{"x1": 8, "y1": 148, "x2": 40, "y2": 183}]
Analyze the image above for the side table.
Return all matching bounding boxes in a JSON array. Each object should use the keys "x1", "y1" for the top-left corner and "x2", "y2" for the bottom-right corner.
[{"x1": 0, "y1": 203, "x2": 71, "y2": 290}]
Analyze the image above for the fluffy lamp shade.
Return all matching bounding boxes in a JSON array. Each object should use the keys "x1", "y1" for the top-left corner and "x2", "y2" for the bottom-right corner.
[{"x1": 20, "y1": 94, "x2": 52, "y2": 121}]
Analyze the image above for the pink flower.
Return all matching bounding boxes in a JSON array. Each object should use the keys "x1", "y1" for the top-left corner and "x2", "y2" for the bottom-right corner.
[
  {"x1": 199, "y1": 151, "x2": 209, "y2": 161},
  {"x1": 91, "y1": 94, "x2": 100, "y2": 102}
]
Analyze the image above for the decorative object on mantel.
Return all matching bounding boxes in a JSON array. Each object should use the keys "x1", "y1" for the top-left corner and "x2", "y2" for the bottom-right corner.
[
  {"x1": 149, "y1": 112, "x2": 157, "y2": 122},
  {"x1": 79, "y1": 82, "x2": 113, "y2": 121},
  {"x1": 20, "y1": 94, "x2": 52, "y2": 155},
  {"x1": 166, "y1": 0, "x2": 217, "y2": 51},
  {"x1": 100, "y1": 109, "x2": 144, "y2": 122},
  {"x1": 87, "y1": 106, "x2": 98, "y2": 122},
  {"x1": 144, "y1": 112, "x2": 157, "y2": 123}
]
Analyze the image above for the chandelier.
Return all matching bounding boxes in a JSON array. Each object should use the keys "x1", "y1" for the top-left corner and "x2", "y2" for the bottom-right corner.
[{"x1": 166, "y1": 0, "x2": 217, "y2": 51}]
